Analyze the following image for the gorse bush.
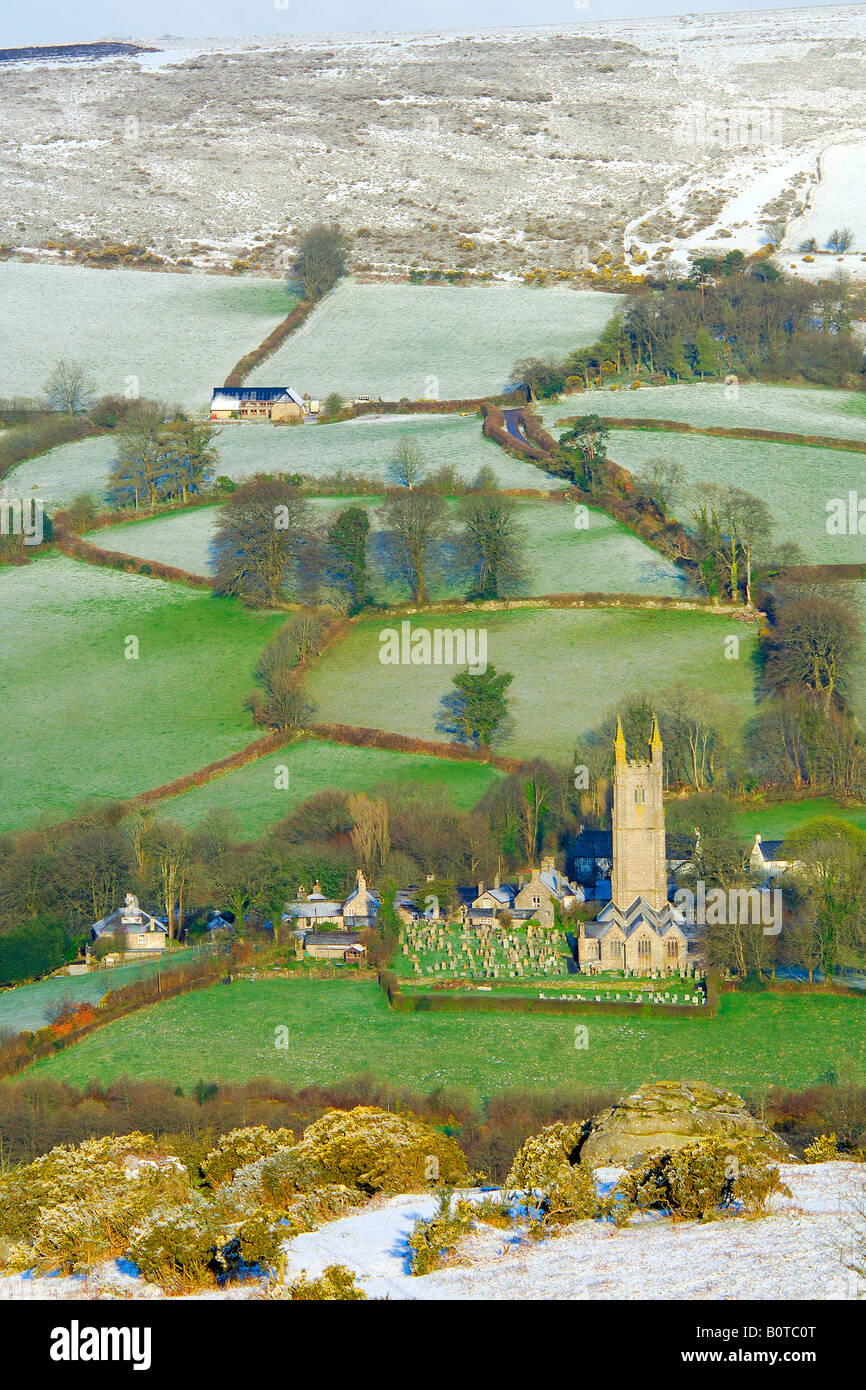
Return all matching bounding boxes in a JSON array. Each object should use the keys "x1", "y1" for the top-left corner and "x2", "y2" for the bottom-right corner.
[
  {"x1": 505, "y1": 1120, "x2": 585, "y2": 1190},
  {"x1": 803, "y1": 1133, "x2": 839, "y2": 1164},
  {"x1": 612, "y1": 1139, "x2": 792, "y2": 1225},
  {"x1": 200, "y1": 1125, "x2": 295, "y2": 1189},
  {"x1": 271, "y1": 1264, "x2": 367, "y2": 1300},
  {"x1": 289, "y1": 1106, "x2": 467, "y2": 1193}
]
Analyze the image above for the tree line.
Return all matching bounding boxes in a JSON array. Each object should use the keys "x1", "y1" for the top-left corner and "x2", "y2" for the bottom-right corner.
[{"x1": 514, "y1": 251, "x2": 866, "y2": 395}]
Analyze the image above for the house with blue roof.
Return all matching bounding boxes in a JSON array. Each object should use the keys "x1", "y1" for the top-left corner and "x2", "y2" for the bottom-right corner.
[{"x1": 210, "y1": 386, "x2": 309, "y2": 422}]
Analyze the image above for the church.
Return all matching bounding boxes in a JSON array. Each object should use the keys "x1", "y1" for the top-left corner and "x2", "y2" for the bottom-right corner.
[{"x1": 574, "y1": 717, "x2": 699, "y2": 975}]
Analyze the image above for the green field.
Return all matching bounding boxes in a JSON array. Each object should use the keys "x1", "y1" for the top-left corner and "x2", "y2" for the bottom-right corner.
[
  {"x1": 0, "y1": 261, "x2": 292, "y2": 410},
  {"x1": 604, "y1": 428, "x2": 866, "y2": 566},
  {"x1": 250, "y1": 280, "x2": 621, "y2": 400},
  {"x1": 733, "y1": 797, "x2": 866, "y2": 840},
  {"x1": 306, "y1": 606, "x2": 758, "y2": 761},
  {"x1": 157, "y1": 740, "x2": 501, "y2": 836},
  {"x1": 26, "y1": 978, "x2": 865, "y2": 1096},
  {"x1": 90, "y1": 496, "x2": 687, "y2": 599},
  {"x1": 539, "y1": 380, "x2": 866, "y2": 443},
  {"x1": 0, "y1": 556, "x2": 283, "y2": 832},
  {"x1": 7, "y1": 413, "x2": 558, "y2": 510}
]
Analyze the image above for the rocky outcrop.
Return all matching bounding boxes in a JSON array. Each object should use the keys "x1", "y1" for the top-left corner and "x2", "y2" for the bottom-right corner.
[{"x1": 579, "y1": 1081, "x2": 791, "y2": 1169}]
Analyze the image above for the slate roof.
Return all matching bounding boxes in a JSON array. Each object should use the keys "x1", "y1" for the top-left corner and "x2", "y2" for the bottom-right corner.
[
  {"x1": 582, "y1": 896, "x2": 693, "y2": 941},
  {"x1": 304, "y1": 931, "x2": 365, "y2": 949},
  {"x1": 752, "y1": 838, "x2": 786, "y2": 862},
  {"x1": 92, "y1": 905, "x2": 166, "y2": 937}
]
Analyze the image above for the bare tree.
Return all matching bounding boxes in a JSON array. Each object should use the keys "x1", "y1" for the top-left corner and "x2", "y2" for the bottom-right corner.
[
  {"x1": 388, "y1": 435, "x2": 427, "y2": 490},
  {"x1": 378, "y1": 488, "x2": 451, "y2": 603},
  {"x1": 43, "y1": 359, "x2": 95, "y2": 414}
]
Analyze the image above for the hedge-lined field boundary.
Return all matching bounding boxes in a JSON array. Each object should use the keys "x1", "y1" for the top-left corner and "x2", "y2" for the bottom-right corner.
[
  {"x1": 0, "y1": 413, "x2": 107, "y2": 485},
  {"x1": 562, "y1": 415, "x2": 866, "y2": 454},
  {"x1": 54, "y1": 526, "x2": 216, "y2": 589},
  {"x1": 0, "y1": 956, "x2": 226, "y2": 1080},
  {"x1": 310, "y1": 721, "x2": 528, "y2": 773},
  {"x1": 378, "y1": 969, "x2": 718, "y2": 1018},
  {"x1": 223, "y1": 296, "x2": 316, "y2": 386}
]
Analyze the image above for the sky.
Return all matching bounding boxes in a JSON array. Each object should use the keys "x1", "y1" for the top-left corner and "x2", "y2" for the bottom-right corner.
[{"x1": 2, "y1": 0, "x2": 858, "y2": 49}]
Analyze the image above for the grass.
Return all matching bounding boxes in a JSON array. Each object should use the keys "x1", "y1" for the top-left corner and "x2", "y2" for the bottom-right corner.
[
  {"x1": 0, "y1": 556, "x2": 284, "y2": 832},
  {"x1": 539, "y1": 380, "x2": 866, "y2": 443},
  {"x1": 306, "y1": 606, "x2": 759, "y2": 760},
  {"x1": 733, "y1": 797, "x2": 866, "y2": 840},
  {"x1": 25, "y1": 978, "x2": 866, "y2": 1095},
  {"x1": 250, "y1": 280, "x2": 621, "y2": 400},
  {"x1": 0, "y1": 952, "x2": 197, "y2": 1035},
  {"x1": 155, "y1": 739, "x2": 502, "y2": 836},
  {"x1": 606, "y1": 429, "x2": 866, "y2": 566},
  {"x1": 88, "y1": 496, "x2": 687, "y2": 598},
  {"x1": 5, "y1": 412, "x2": 560, "y2": 509},
  {"x1": 0, "y1": 261, "x2": 293, "y2": 410}
]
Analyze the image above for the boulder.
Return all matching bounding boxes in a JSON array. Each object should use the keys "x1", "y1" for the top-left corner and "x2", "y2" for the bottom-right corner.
[{"x1": 579, "y1": 1080, "x2": 791, "y2": 1169}]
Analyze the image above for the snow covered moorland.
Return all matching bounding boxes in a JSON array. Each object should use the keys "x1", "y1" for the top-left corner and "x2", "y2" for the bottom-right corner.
[
  {"x1": 2, "y1": 1163, "x2": 863, "y2": 1302},
  {"x1": 2, "y1": 7, "x2": 866, "y2": 277}
]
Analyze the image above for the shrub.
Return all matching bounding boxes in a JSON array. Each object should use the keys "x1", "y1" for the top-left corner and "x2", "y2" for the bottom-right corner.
[
  {"x1": 0, "y1": 1132, "x2": 171, "y2": 1245},
  {"x1": 505, "y1": 1120, "x2": 585, "y2": 1190},
  {"x1": 127, "y1": 1196, "x2": 223, "y2": 1291},
  {"x1": 290, "y1": 1106, "x2": 467, "y2": 1193},
  {"x1": 804, "y1": 1133, "x2": 839, "y2": 1164},
  {"x1": 201, "y1": 1125, "x2": 295, "y2": 1188},
  {"x1": 273, "y1": 1264, "x2": 367, "y2": 1300},
  {"x1": 612, "y1": 1139, "x2": 792, "y2": 1225}
]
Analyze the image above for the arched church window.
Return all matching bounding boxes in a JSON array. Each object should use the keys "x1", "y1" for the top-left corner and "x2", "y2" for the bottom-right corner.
[{"x1": 634, "y1": 785, "x2": 645, "y2": 805}]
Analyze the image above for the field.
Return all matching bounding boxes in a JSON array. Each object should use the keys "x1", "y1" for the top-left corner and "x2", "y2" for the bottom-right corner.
[
  {"x1": 90, "y1": 496, "x2": 687, "y2": 598},
  {"x1": 0, "y1": 556, "x2": 283, "y2": 832},
  {"x1": 0, "y1": 262, "x2": 292, "y2": 410},
  {"x1": 158, "y1": 740, "x2": 501, "y2": 836},
  {"x1": 306, "y1": 606, "x2": 758, "y2": 761},
  {"x1": 26, "y1": 978, "x2": 866, "y2": 1095},
  {"x1": 733, "y1": 797, "x2": 866, "y2": 841},
  {"x1": 6, "y1": 412, "x2": 559, "y2": 509},
  {"x1": 249, "y1": 281, "x2": 620, "y2": 400},
  {"x1": 539, "y1": 381, "x2": 866, "y2": 443},
  {"x1": 0, "y1": 953, "x2": 198, "y2": 1034},
  {"x1": 605, "y1": 429, "x2": 866, "y2": 566},
  {"x1": 786, "y1": 141, "x2": 866, "y2": 254}
]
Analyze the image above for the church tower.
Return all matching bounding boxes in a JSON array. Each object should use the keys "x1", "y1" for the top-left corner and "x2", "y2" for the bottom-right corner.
[{"x1": 611, "y1": 715, "x2": 667, "y2": 910}]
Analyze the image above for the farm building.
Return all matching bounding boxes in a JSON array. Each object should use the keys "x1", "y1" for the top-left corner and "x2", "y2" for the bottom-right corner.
[
  {"x1": 210, "y1": 386, "x2": 308, "y2": 421},
  {"x1": 302, "y1": 932, "x2": 367, "y2": 963}
]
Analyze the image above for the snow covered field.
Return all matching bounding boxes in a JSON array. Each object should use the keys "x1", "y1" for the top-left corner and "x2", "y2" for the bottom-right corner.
[
  {"x1": 4, "y1": 413, "x2": 560, "y2": 509},
  {"x1": 3, "y1": 1163, "x2": 863, "y2": 1301},
  {"x1": 540, "y1": 382, "x2": 866, "y2": 443},
  {"x1": 250, "y1": 282, "x2": 619, "y2": 401},
  {"x1": 0, "y1": 262, "x2": 290, "y2": 409}
]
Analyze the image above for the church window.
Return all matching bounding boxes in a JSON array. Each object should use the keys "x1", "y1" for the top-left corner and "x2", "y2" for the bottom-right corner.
[
  {"x1": 634, "y1": 785, "x2": 645, "y2": 805},
  {"x1": 637, "y1": 936, "x2": 651, "y2": 960},
  {"x1": 666, "y1": 937, "x2": 679, "y2": 961}
]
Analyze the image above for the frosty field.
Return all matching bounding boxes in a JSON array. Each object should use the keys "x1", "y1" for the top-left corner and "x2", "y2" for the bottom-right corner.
[
  {"x1": 91, "y1": 497, "x2": 687, "y2": 598},
  {"x1": 607, "y1": 429, "x2": 866, "y2": 565},
  {"x1": 539, "y1": 381, "x2": 866, "y2": 443},
  {"x1": 0, "y1": 556, "x2": 283, "y2": 832},
  {"x1": 306, "y1": 606, "x2": 758, "y2": 761},
  {"x1": 249, "y1": 281, "x2": 620, "y2": 400},
  {"x1": 6, "y1": 412, "x2": 558, "y2": 509},
  {"x1": 158, "y1": 740, "x2": 501, "y2": 836},
  {"x1": 0, "y1": 262, "x2": 292, "y2": 409},
  {"x1": 786, "y1": 141, "x2": 866, "y2": 255}
]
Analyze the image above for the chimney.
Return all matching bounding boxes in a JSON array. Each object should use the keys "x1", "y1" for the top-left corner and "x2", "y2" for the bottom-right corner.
[
  {"x1": 494, "y1": 872, "x2": 500, "y2": 890},
  {"x1": 478, "y1": 881, "x2": 485, "y2": 898}
]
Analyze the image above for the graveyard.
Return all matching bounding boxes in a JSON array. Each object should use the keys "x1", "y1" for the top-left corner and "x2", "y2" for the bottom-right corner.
[{"x1": 393, "y1": 919, "x2": 707, "y2": 1007}]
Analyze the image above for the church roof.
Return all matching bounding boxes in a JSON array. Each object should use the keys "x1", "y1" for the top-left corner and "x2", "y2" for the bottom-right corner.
[{"x1": 585, "y1": 897, "x2": 693, "y2": 940}]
